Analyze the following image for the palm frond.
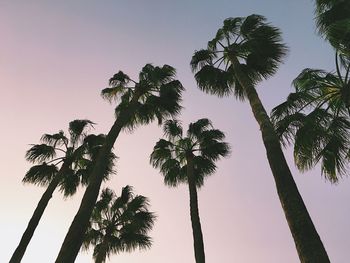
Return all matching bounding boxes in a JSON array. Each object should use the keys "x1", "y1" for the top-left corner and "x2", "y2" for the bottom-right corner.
[
  {"x1": 69, "y1": 119, "x2": 95, "y2": 145},
  {"x1": 109, "y1": 71, "x2": 131, "y2": 86},
  {"x1": 241, "y1": 17, "x2": 288, "y2": 81},
  {"x1": 59, "y1": 168, "x2": 80, "y2": 197},
  {"x1": 84, "y1": 186, "x2": 155, "y2": 261},
  {"x1": 163, "y1": 119, "x2": 183, "y2": 138},
  {"x1": 25, "y1": 144, "x2": 57, "y2": 163},
  {"x1": 292, "y1": 109, "x2": 350, "y2": 181},
  {"x1": 160, "y1": 158, "x2": 184, "y2": 187},
  {"x1": 200, "y1": 139, "x2": 230, "y2": 161},
  {"x1": 315, "y1": 0, "x2": 350, "y2": 51},
  {"x1": 190, "y1": 49, "x2": 217, "y2": 72},
  {"x1": 101, "y1": 86, "x2": 128, "y2": 103},
  {"x1": 139, "y1": 64, "x2": 176, "y2": 85},
  {"x1": 194, "y1": 65, "x2": 235, "y2": 97},
  {"x1": 273, "y1": 112, "x2": 306, "y2": 147},
  {"x1": 23, "y1": 163, "x2": 58, "y2": 186},
  {"x1": 150, "y1": 139, "x2": 174, "y2": 168},
  {"x1": 193, "y1": 156, "x2": 217, "y2": 187},
  {"x1": 188, "y1": 118, "x2": 212, "y2": 139},
  {"x1": 40, "y1": 131, "x2": 68, "y2": 147}
]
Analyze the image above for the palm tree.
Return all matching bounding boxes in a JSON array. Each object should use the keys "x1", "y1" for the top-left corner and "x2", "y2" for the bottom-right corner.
[
  {"x1": 10, "y1": 120, "x2": 115, "y2": 263},
  {"x1": 314, "y1": 0, "x2": 350, "y2": 54},
  {"x1": 82, "y1": 186, "x2": 155, "y2": 263},
  {"x1": 150, "y1": 119, "x2": 229, "y2": 263},
  {"x1": 270, "y1": 1, "x2": 350, "y2": 181},
  {"x1": 190, "y1": 15, "x2": 329, "y2": 262},
  {"x1": 271, "y1": 60, "x2": 350, "y2": 181},
  {"x1": 55, "y1": 64, "x2": 183, "y2": 262}
]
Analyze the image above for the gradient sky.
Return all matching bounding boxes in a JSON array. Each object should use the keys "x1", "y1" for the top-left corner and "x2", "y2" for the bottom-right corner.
[{"x1": 1, "y1": 1, "x2": 350, "y2": 262}]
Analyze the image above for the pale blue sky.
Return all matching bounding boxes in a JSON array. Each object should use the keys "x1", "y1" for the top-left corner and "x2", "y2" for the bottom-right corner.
[{"x1": 1, "y1": 1, "x2": 349, "y2": 262}]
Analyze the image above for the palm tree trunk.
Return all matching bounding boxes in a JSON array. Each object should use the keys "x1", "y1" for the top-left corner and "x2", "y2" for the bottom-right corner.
[
  {"x1": 94, "y1": 240, "x2": 109, "y2": 263},
  {"x1": 231, "y1": 57, "x2": 330, "y2": 262},
  {"x1": 55, "y1": 90, "x2": 142, "y2": 263},
  {"x1": 9, "y1": 161, "x2": 71, "y2": 263},
  {"x1": 186, "y1": 154, "x2": 205, "y2": 263}
]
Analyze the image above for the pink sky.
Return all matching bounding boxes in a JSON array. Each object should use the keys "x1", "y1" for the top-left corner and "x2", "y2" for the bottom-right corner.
[{"x1": 1, "y1": 1, "x2": 349, "y2": 262}]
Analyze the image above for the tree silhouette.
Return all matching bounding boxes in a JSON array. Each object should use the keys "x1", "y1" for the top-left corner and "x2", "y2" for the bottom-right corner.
[
  {"x1": 56, "y1": 64, "x2": 183, "y2": 262},
  {"x1": 191, "y1": 15, "x2": 329, "y2": 262},
  {"x1": 271, "y1": 1, "x2": 350, "y2": 181},
  {"x1": 315, "y1": 0, "x2": 350, "y2": 54},
  {"x1": 10, "y1": 120, "x2": 115, "y2": 263},
  {"x1": 272, "y1": 60, "x2": 350, "y2": 181},
  {"x1": 82, "y1": 186, "x2": 155, "y2": 263},
  {"x1": 150, "y1": 119, "x2": 229, "y2": 263}
]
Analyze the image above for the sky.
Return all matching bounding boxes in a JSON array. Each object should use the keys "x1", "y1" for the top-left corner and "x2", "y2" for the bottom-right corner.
[{"x1": 1, "y1": 0, "x2": 349, "y2": 262}]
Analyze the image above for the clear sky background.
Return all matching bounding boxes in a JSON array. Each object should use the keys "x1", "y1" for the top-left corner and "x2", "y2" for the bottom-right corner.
[{"x1": 1, "y1": 0, "x2": 350, "y2": 262}]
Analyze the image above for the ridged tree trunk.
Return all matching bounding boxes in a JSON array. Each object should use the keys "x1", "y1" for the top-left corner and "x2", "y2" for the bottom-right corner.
[
  {"x1": 186, "y1": 154, "x2": 205, "y2": 263},
  {"x1": 55, "y1": 91, "x2": 142, "y2": 263},
  {"x1": 10, "y1": 161, "x2": 71, "y2": 263},
  {"x1": 94, "y1": 239, "x2": 109, "y2": 263},
  {"x1": 231, "y1": 56, "x2": 330, "y2": 262}
]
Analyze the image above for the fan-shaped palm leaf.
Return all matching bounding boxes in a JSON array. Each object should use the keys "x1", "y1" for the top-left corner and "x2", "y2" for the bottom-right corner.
[
  {"x1": 40, "y1": 131, "x2": 68, "y2": 148},
  {"x1": 25, "y1": 144, "x2": 57, "y2": 163},
  {"x1": 69, "y1": 119, "x2": 95, "y2": 146},
  {"x1": 22, "y1": 164, "x2": 58, "y2": 186}
]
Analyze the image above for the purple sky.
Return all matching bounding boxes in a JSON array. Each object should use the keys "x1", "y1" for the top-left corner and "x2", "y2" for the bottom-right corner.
[{"x1": 1, "y1": 1, "x2": 350, "y2": 262}]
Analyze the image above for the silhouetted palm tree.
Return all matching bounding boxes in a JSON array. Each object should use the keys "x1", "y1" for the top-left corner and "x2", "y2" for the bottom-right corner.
[
  {"x1": 150, "y1": 119, "x2": 229, "y2": 263},
  {"x1": 272, "y1": 59, "x2": 350, "y2": 181},
  {"x1": 56, "y1": 64, "x2": 183, "y2": 262},
  {"x1": 315, "y1": 0, "x2": 350, "y2": 54},
  {"x1": 82, "y1": 186, "x2": 155, "y2": 263},
  {"x1": 270, "y1": 1, "x2": 350, "y2": 182},
  {"x1": 190, "y1": 15, "x2": 329, "y2": 262},
  {"x1": 10, "y1": 120, "x2": 115, "y2": 263}
]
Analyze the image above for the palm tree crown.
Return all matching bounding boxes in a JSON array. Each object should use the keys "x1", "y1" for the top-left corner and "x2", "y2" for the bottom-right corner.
[
  {"x1": 271, "y1": 55, "x2": 350, "y2": 181},
  {"x1": 24, "y1": 120, "x2": 115, "y2": 195},
  {"x1": 83, "y1": 186, "x2": 156, "y2": 263},
  {"x1": 315, "y1": 0, "x2": 350, "y2": 53},
  {"x1": 101, "y1": 64, "x2": 183, "y2": 129},
  {"x1": 150, "y1": 118, "x2": 230, "y2": 187},
  {"x1": 26, "y1": 120, "x2": 91, "y2": 195},
  {"x1": 190, "y1": 14, "x2": 287, "y2": 99}
]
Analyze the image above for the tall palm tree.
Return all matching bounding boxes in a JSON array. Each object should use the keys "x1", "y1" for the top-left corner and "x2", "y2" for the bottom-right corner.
[
  {"x1": 82, "y1": 186, "x2": 155, "y2": 263},
  {"x1": 150, "y1": 119, "x2": 229, "y2": 263},
  {"x1": 10, "y1": 120, "x2": 115, "y2": 263},
  {"x1": 271, "y1": 59, "x2": 350, "y2": 181},
  {"x1": 55, "y1": 64, "x2": 183, "y2": 262},
  {"x1": 190, "y1": 15, "x2": 330, "y2": 262}
]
